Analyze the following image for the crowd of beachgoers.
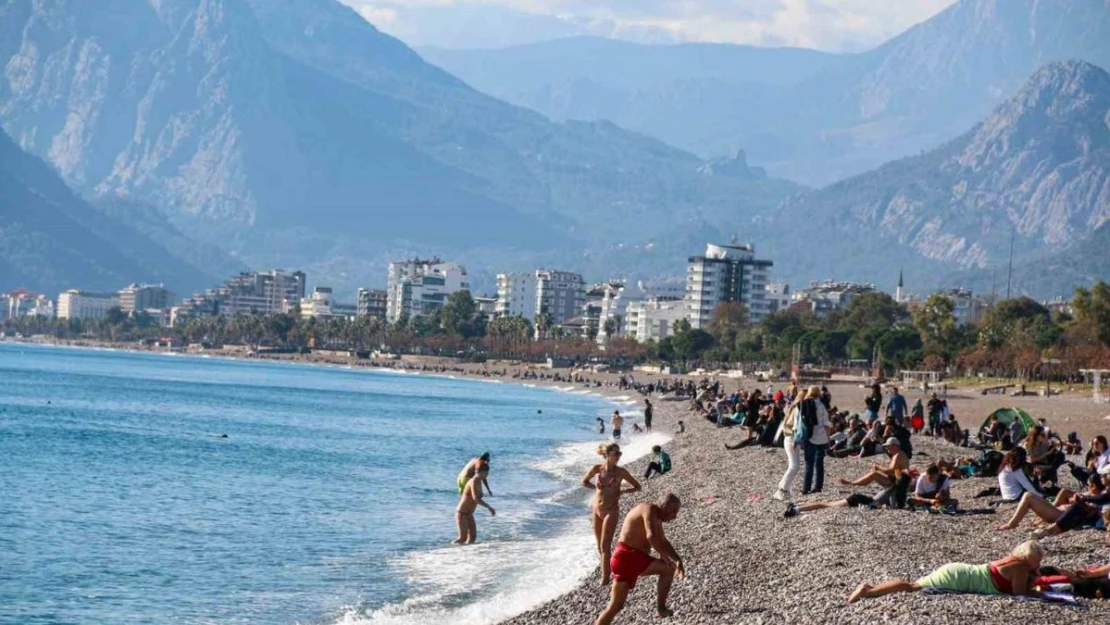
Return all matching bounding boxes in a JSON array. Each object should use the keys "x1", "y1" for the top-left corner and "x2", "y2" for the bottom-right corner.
[{"x1": 475, "y1": 371, "x2": 1110, "y2": 625}]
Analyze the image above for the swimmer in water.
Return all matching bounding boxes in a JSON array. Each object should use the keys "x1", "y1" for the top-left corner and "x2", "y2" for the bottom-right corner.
[
  {"x1": 454, "y1": 466, "x2": 495, "y2": 544},
  {"x1": 597, "y1": 417, "x2": 605, "y2": 434},
  {"x1": 582, "y1": 442, "x2": 642, "y2": 586}
]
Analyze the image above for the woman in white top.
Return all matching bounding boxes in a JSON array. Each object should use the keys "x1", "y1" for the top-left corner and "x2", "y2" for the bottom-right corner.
[
  {"x1": 774, "y1": 390, "x2": 811, "y2": 501},
  {"x1": 998, "y1": 449, "x2": 1041, "y2": 502}
]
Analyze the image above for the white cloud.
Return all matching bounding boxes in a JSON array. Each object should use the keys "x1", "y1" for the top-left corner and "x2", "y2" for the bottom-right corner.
[{"x1": 340, "y1": 0, "x2": 959, "y2": 51}]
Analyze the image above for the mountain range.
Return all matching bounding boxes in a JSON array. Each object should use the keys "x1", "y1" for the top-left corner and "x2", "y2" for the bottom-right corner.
[
  {"x1": 0, "y1": 0, "x2": 794, "y2": 296},
  {"x1": 766, "y1": 60, "x2": 1110, "y2": 295},
  {"x1": 426, "y1": 0, "x2": 1110, "y2": 187},
  {"x1": 0, "y1": 0, "x2": 1108, "y2": 301},
  {"x1": 0, "y1": 127, "x2": 228, "y2": 295}
]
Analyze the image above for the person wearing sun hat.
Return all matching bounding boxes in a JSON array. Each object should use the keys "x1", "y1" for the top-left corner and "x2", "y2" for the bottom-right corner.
[{"x1": 457, "y1": 451, "x2": 493, "y2": 495}]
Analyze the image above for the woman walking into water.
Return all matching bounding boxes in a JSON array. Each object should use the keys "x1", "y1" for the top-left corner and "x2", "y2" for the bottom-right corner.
[{"x1": 583, "y1": 442, "x2": 642, "y2": 585}]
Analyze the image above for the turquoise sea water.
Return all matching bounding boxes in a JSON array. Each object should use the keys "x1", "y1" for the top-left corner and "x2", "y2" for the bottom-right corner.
[{"x1": 0, "y1": 344, "x2": 667, "y2": 625}]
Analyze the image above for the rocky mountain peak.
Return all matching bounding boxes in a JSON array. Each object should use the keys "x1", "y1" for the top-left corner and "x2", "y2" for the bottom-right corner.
[{"x1": 957, "y1": 60, "x2": 1110, "y2": 170}]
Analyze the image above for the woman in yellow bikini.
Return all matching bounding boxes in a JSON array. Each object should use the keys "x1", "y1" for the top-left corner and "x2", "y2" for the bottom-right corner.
[{"x1": 582, "y1": 442, "x2": 642, "y2": 585}]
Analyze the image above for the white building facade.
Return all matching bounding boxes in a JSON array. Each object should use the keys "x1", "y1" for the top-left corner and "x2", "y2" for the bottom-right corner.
[
  {"x1": 57, "y1": 290, "x2": 120, "y2": 321},
  {"x1": 495, "y1": 269, "x2": 585, "y2": 325},
  {"x1": 386, "y1": 259, "x2": 470, "y2": 322},
  {"x1": 625, "y1": 298, "x2": 687, "y2": 343},
  {"x1": 685, "y1": 243, "x2": 773, "y2": 328}
]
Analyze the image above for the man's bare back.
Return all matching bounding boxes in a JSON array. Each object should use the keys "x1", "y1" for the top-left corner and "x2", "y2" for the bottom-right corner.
[{"x1": 595, "y1": 494, "x2": 683, "y2": 625}]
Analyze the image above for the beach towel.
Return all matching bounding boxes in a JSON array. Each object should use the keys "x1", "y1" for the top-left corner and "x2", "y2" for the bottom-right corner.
[{"x1": 922, "y1": 588, "x2": 1080, "y2": 605}]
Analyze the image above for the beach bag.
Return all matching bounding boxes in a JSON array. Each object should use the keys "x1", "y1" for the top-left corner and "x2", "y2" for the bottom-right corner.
[
  {"x1": 910, "y1": 414, "x2": 925, "y2": 430},
  {"x1": 792, "y1": 404, "x2": 811, "y2": 447}
]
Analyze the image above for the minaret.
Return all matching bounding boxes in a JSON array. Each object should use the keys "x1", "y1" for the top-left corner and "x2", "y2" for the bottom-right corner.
[{"x1": 895, "y1": 268, "x2": 904, "y2": 303}]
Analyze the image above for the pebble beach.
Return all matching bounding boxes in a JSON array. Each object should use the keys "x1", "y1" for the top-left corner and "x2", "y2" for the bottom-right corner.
[{"x1": 500, "y1": 386, "x2": 1110, "y2": 625}]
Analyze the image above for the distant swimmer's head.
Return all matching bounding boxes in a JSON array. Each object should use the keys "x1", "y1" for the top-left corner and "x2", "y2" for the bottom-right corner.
[
  {"x1": 657, "y1": 492, "x2": 681, "y2": 521},
  {"x1": 597, "y1": 442, "x2": 622, "y2": 461}
]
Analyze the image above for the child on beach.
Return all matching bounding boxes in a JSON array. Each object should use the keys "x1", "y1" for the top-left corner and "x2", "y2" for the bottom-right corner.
[
  {"x1": 644, "y1": 445, "x2": 671, "y2": 479},
  {"x1": 454, "y1": 466, "x2": 495, "y2": 544}
]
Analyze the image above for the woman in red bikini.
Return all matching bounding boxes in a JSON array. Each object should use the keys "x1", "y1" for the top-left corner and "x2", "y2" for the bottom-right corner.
[{"x1": 583, "y1": 442, "x2": 642, "y2": 585}]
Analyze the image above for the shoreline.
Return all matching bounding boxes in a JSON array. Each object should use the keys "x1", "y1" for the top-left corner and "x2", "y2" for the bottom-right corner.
[{"x1": 6, "y1": 339, "x2": 1110, "y2": 624}]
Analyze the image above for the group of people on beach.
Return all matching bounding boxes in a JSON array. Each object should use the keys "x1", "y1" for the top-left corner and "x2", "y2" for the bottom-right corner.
[
  {"x1": 452, "y1": 369, "x2": 1110, "y2": 621},
  {"x1": 762, "y1": 381, "x2": 1110, "y2": 604}
]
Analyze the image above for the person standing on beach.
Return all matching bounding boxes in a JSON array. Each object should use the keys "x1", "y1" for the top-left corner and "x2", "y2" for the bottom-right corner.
[
  {"x1": 611, "y1": 411, "x2": 624, "y2": 441},
  {"x1": 800, "y1": 386, "x2": 831, "y2": 495},
  {"x1": 594, "y1": 494, "x2": 684, "y2": 625},
  {"x1": 583, "y1": 443, "x2": 642, "y2": 586},
  {"x1": 454, "y1": 466, "x2": 495, "y2": 544},
  {"x1": 457, "y1": 452, "x2": 492, "y2": 495},
  {"x1": 864, "y1": 384, "x2": 882, "y2": 422},
  {"x1": 643, "y1": 399, "x2": 654, "y2": 432},
  {"x1": 774, "y1": 393, "x2": 805, "y2": 501},
  {"x1": 886, "y1": 386, "x2": 907, "y2": 427}
]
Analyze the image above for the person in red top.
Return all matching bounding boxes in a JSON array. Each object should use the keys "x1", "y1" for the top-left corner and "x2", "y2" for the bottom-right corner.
[{"x1": 848, "y1": 540, "x2": 1043, "y2": 603}]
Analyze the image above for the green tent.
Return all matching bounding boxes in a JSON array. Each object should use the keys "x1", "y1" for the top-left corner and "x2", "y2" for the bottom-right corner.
[{"x1": 981, "y1": 407, "x2": 1038, "y2": 440}]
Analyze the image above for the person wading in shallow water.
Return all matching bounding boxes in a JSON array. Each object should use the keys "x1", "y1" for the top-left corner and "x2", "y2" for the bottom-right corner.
[
  {"x1": 454, "y1": 466, "x2": 495, "y2": 544},
  {"x1": 594, "y1": 493, "x2": 685, "y2": 625},
  {"x1": 583, "y1": 443, "x2": 642, "y2": 586}
]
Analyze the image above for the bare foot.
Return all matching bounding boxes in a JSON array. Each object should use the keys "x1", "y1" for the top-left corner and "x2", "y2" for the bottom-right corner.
[
  {"x1": 837, "y1": 478, "x2": 851, "y2": 486},
  {"x1": 848, "y1": 583, "x2": 871, "y2": 604},
  {"x1": 657, "y1": 607, "x2": 673, "y2": 618},
  {"x1": 452, "y1": 538, "x2": 464, "y2": 544}
]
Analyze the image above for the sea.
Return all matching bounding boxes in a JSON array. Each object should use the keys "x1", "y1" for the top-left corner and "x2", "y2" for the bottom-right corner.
[{"x1": 0, "y1": 343, "x2": 669, "y2": 625}]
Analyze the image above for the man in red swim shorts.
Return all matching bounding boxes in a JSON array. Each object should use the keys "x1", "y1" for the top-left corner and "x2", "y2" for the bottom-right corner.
[{"x1": 595, "y1": 493, "x2": 685, "y2": 625}]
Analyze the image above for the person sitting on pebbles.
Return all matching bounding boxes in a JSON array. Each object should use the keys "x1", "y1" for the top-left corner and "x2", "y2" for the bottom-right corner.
[
  {"x1": 838, "y1": 437, "x2": 909, "y2": 489},
  {"x1": 995, "y1": 473, "x2": 1110, "y2": 538},
  {"x1": 848, "y1": 540, "x2": 1045, "y2": 603},
  {"x1": 908, "y1": 464, "x2": 957, "y2": 510}
]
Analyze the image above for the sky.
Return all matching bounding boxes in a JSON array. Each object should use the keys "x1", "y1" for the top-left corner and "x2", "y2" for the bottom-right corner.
[{"x1": 340, "y1": 0, "x2": 960, "y2": 51}]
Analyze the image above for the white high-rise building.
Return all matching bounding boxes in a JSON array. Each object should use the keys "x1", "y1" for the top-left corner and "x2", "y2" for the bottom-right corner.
[
  {"x1": 57, "y1": 290, "x2": 119, "y2": 320},
  {"x1": 495, "y1": 269, "x2": 585, "y2": 324},
  {"x1": 685, "y1": 243, "x2": 773, "y2": 328},
  {"x1": 386, "y1": 258, "x2": 470, "y2": 322}
]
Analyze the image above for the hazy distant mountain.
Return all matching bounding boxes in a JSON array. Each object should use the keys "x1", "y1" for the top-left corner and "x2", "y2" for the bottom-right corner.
[
  {"x1": 0, "y1": 129, "x2": 224, "y2": 295},
  {"x1": 424, "y1": 0, "x2": 1110, "y2": 187},
  {"x1": 420, "y1": 37, "x2": 840, "y2": 158},
  {"x1": 0, "y1": 0, "x2": 799, "y2": 293},
  {"x1": 768, "y1": 60, "x2": 1110, "y2": 298},
  {"x1": 752, "y1": 0, "x2": 1110, "y2": 185}
]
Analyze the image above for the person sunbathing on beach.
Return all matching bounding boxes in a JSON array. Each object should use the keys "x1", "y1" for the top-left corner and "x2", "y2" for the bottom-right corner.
[
  {"x1": 594, "y1": 494, "x2": 684, "y2": 625},
  {"x1": 847, "y1": 540, "x2": 1044, "y2": 603},
  {"x1": 457, "y1": 452, "x2": 492, "y2": 495},
  {"x1": 838, "y1": 438, "x2": 909, "y2": 489},
  {"x1": 454, "y1": 466, "x2": 495, "y2": 544},
  {"x1": 583, "y1": 443, "x2": 642, "y2": 586}
]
